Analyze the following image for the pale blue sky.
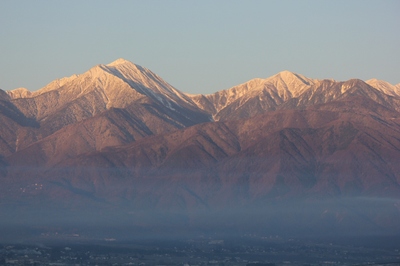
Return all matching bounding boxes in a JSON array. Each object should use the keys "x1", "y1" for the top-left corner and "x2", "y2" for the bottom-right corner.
[{"x1": 1, "y1": 0, "x2": 399, "y2": 94}]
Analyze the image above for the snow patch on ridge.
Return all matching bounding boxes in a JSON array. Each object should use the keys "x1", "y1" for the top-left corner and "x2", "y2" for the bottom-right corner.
[
  {"x1": 366, "y1": 79, "x2": 400, "y2": 97},
  {"x1": 7, "y1": 87, "x2": 32, "y2": 99},
  {"x1": 193, "y1": 70, "x2": 317, "y2": 115}
]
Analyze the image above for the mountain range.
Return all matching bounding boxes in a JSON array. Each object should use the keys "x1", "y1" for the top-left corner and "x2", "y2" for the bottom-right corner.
[{"x1": 1, "y1": 58, "x2": 400, "y2": 239}]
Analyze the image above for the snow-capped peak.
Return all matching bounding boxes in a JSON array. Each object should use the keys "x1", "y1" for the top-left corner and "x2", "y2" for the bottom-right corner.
[
  {"x1": 272, "y1": 70, "x2": 314, "y2": 85},
  {"x1": 264, "y1": 70, "x2": 316, "y2": 98},
  {"x1": 106, "y1": 58, "x2": 132, "y2": 67},
  {"x1": 100, "y1": 59, "x2": 197, "y2": 109},
  {"x1": 275, "y1": 70, "x2": 298, "y2": 78}
]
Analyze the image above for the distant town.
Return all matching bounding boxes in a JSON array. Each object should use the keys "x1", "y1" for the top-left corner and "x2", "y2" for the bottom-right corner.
[{"x1": 1, "y1": 234, "x2": 399, "y2": 265}]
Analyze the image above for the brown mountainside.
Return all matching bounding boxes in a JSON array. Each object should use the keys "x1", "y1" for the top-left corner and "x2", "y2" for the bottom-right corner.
[
  {"x1": 1, "y1": 59, "x2": 400, "y2": 235},
  {"x1": 19, "y1": 95, "x2": 399, "y2": 202}
]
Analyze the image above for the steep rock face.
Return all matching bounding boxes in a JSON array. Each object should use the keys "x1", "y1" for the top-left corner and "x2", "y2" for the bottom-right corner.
[
  {"x1": 0, "y1": 89, "x2": 39, "y2": 156},
  {"x1": 0, "y1": 106, "x2": 21, "y2": 156}
]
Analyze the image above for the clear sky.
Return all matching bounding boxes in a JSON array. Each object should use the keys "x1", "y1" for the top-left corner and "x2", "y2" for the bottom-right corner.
[{"x1": 1, "y1": 0, "x2": 399, "y2": 94}]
